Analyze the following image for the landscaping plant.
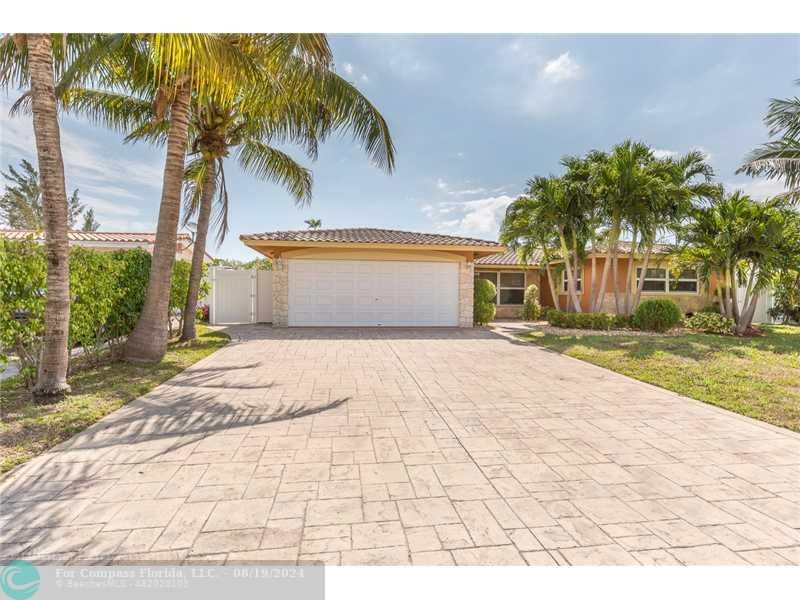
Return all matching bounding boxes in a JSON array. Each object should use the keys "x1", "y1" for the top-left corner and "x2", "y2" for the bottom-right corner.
[
  {"x1": 474, "y1": 278, "x2": 497, "y2": 325},
  {"x1": 522, "y1": 283, "x2": 541, "y2": 321},
  {"x1": 633, "y1": 298, "x2": 682, "y2": 332},
  {"x1": 685, "y1": 312, "x2": 735, "y2": 335}
]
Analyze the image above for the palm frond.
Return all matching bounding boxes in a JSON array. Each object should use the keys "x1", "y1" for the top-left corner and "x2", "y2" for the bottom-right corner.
[{"x1": 236, "y1": 140, "x2": 312, "y2": 205}]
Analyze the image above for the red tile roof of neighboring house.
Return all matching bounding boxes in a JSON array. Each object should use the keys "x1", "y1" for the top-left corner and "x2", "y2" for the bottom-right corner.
[
  {"x1": 0, "y1": 229, "x2": 192, "y2": 243},
  {"x1": 241, "y1": 227, "x2": 504, "y2": 248},
  {"x1": 475, "y1": 249, "x2": 542, "y2": 266}
]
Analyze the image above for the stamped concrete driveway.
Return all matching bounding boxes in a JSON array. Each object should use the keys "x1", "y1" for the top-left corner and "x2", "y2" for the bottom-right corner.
[{"x1": 3, "y1": 325, "x2": 800, "y2": 566}]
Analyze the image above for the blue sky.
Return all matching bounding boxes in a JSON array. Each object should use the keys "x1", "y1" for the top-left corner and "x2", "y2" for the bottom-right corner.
[{"x1": 2, "y1": 34, "x2": 798, "y2": 260}]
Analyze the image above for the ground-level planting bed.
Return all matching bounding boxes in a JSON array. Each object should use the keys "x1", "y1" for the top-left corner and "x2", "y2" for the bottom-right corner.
[
  {"x1": 0, "y1": 326, "x2": 229, "y2": 475},
  {"x1": 519, "y1": 324, "x2": 800, "y2": 433}
]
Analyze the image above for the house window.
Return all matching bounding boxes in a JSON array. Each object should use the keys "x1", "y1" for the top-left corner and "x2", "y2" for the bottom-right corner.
[
  {"x1": 636, "y1": 268, "x2": 698, "y2": 293},
  {"x1": 637, "y1": 268, "x2": 668, "y2": 292},
  {"x1": 562, "y1": 268, "x2": 582, "y2": 292},
  {"x1": 499, "y1": 272, "x2": 525, "y2": 305},
  {"x1": 669, "y1": 269, "x2": 699, "y2": 293}
]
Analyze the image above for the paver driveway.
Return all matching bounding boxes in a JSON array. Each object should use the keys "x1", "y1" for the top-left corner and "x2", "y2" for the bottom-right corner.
[{"x1": 3, "y1": 325, "x2": 800, "y2": 566}]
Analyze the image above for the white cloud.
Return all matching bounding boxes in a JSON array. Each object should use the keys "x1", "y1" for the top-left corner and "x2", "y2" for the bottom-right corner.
[
  {"x1": 1, "y1": 99, "x2": 160, "y2": 231},
  {"x1": 726, "y1": 178, "x2": 788, "y2": 201},
  {"x1": 422, "y1": 194, "x2": 515, "y2": 238},
  {"x1": 360, "y1": 73, "x2": 369, "y2": 83},
  {"x1": 495, "y1": 42, "x2": 583, "y2": 117},
  {"x1": 434, "y1": 177, "x2": 489, "y2": 197},
  {"x1": 540, "y1": 52, "x2": 581, "y2": 83},
  {"x1": 342, "y1": 62, "x2": 354, "y2": 75}
]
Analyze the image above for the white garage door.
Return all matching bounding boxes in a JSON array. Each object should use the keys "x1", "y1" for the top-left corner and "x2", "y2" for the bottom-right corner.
[{"x1": 288, "y1": 259, "x2": 459, "y2": 326}]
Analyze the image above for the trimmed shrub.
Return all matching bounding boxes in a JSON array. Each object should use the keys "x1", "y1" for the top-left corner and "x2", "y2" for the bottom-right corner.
[
  {"x1": 522, "y1": 283, "x2": 541, "y2": 321},
  {"x1": 0, "y1": 241, "x2": 156, "y2": 385},
  {"x1": 686, "y1": 312, "x2": 734, "y2": 335},
  {"x1": 169, "y1": 260, "x2": 210, "y2": 335},
  {"x1": 633, "y1": 298, "x2": 682, "y2": 332},
  {"x1": 474, "y1": 278, "x2": 497, "y2": 325},
  {"x1": 0, "y1": 238, "x2": 47, "y2": 385},
  {"x1": 106, "y1": 249, "x2": 151, "y2": 346}
]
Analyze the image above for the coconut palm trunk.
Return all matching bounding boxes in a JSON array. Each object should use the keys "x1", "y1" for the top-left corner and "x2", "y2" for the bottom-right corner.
[
  {"x1": 181, "y1": 160, "x2": 216, "y2": 341},
  {"x1": 28, "y1": 34, "x2": 71, "y2": 397},
  {"x1": 125, "y1": 84, "x2": 192, "y2": 363}
]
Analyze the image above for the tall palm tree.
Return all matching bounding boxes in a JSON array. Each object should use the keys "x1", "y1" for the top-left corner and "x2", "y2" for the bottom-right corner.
[
  {"x1": 501, "y1": 176, "x2": 585, "y2": 312},
  {"x1": 590, "y1": 141, "x2": 658, "y2": 313},
  {"x1": 64, "y1": 36, "x2": 394, "y2": 343},
  {"x1": 739, "y1": 80, "x2": 800, "y2": 204},
  {"x1": 62, "y1": 34, "x2": 331, "y2": 362},
  {"x1": 0, "y1": 34, "x2": 79, "y2": 396}
]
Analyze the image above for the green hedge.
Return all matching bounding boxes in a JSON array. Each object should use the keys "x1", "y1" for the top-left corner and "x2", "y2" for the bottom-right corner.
[
  {"x1": 474, "y1": 278, "x2": 497, "y2": 325},
  {"x1": 633, "y1": 298, "x2": 682, "y2": 332},
  {"x1": 0, "y1": 240, "x2": 162, "y2": 385},
  {"x1": 545, "y1": 309, "x2": 631, "y2": 330}
]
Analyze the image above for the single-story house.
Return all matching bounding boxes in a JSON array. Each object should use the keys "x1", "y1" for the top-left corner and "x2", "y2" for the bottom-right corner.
[
  {"x1": 237, "y1": 228, "x2": 770, "y2": 327},
  {"x1": 241, "y1": 228, "x2": 505, "y2": 327},
  {"x1": 0, "y1": 229, "x2": 211, "y2": 262}
]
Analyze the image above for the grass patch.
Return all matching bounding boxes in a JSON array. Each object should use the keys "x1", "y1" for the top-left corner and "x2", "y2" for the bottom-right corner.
[
  {"x1": 0, "y1": 325, "x2": 229, "y2": 476},
  {"x1": 519, "y1": 324, "x2": 800, "y2": 432}
]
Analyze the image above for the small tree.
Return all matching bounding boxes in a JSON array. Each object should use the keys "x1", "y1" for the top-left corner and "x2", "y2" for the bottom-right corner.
[
  {"x1": 474, "y1": 278, "x2": 497, "y2": 325},
  {"x1": 522, "y1": 283, "x2": 541, "y2": 321}
]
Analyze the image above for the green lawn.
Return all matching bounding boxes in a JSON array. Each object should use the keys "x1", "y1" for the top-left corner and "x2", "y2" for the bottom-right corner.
[
  {"x1": 0, "y1": 326, "x2": 229, "y2": 476},
  {"x1": 519, "y1": 325, "x2": 800, "y2": 433}
]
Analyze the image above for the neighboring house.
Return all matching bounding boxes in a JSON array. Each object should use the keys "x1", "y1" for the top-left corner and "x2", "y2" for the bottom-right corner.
[
  {"x1": 240, "y1": 228, "x2": 505, "y2": 327},
  {"x1": 0, "y1": 229, "x2": 211, "y2": 262}
]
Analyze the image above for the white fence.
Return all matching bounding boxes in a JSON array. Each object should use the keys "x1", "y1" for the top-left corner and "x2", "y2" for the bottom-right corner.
[
  {"x1": 209, "y1": 267, "x2": 273, "y2": 325},
  {"x1": 737, "y1": 286, "x2": 776, "y2": 324}
]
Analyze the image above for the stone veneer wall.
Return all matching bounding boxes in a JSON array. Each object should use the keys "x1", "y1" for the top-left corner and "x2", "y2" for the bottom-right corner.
[
  {"x1": 272, "y1": 256, "x2": 289, "y2": 326},
  {"x1": 458, "y1": 261, "x2": 474, "y2": 328}
]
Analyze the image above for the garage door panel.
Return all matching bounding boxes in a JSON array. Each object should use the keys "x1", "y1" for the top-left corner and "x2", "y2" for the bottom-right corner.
[{"x1": 288, "y1": 259, "x2": 459, "y2": 326}]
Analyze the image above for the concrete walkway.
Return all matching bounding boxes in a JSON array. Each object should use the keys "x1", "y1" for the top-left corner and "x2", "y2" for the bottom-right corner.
[{"x1": 2, "y1": 325, "x2": 800, "y2": 565}]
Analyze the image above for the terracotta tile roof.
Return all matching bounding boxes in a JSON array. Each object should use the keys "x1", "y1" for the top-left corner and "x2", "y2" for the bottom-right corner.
[
  {"x1": 611, "y1": 241, "x2": 676, "y2": 255},
  {"x1": 241, "y1": 228, "x2": 504, "y2": 248},
  {"x1": 475, "y1": 249, "x2": 542, "y2": 266},
  {"x1": 0, "y1": 229, "x2": 192, "y2": 243}
]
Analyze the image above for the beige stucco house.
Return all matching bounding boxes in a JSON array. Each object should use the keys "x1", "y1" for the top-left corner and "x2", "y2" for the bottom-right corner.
[{"x1": 241, "y1": 228, "x2": 505, "y2": 327}]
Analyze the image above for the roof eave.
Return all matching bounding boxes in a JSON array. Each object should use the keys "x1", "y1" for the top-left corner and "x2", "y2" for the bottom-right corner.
[{"x1": 241, "y1": 237, "x2": 506, "y2": 257}]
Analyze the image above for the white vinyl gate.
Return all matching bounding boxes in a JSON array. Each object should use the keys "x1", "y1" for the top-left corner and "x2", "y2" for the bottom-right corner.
[{"x1": 209, "y1": 267, "x2": 272, "y2": 325}]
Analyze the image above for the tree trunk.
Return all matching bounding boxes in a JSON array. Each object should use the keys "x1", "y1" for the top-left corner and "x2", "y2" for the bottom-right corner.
[
  {"x1": 728, "y1": 261, "x2": 741, "y2": 324},
  {"x1": 735, "y1": 267, "x2": 757, "y2": 334},
  {"x1": 180, "y1": 160, "x2": 216, "y2": 341},
  {"x1": 594, "y1": 221, "x2": 619, "y2": 313},
  {"x1": 125, "y1": 84, "x2": 192, "y2": 363},
  {"x1": 589, "y1": 238, "x2": 598, "y2": 312},
  {"x1": 623, "y1": 231, "x2": 637, "y2": 315},
  {"x1": 559, "y1": 232, "x2": 581, "y2": 312},
  {"x1": 631, "y1": 244, "x2": 653, "y2": 312},
  {"x1": 612, "y1": 253, "x2": 621, "y2": 314},
  {"x1": 544, "y1": 263, "x2": 559, "y2": 311},
  {"x1": 28, "y1": 34, "x2": 71, "y2": 398}
]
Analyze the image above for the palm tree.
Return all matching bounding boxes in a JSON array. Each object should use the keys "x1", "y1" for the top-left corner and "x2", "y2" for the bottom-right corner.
[
  {"x1": 501, "y1": 176, "x2": 585, "y2": 312},
  {"x1": 590, "y1": 141, "x2": 659, "y2": 313},
  {"x1": 64, "y1": 37, "x2": 394, "y2": 343},
  {"x1": 61, "y1": 34, "x2": 330, "y2": 362},
  {"x1": 0, "y1": 34, "x2": 77, "y2": 396},
  {"x1": 624, "y1": 150, "x2": 715, "y2": 314},
  {"x1": 739, "y1": 80, "x2": 800, "y2": 203},
  {"x1": 305, "y1": 218, "x2": 322, "y2": 229},
  {"x1": 680, "y1": 190, "x2": 793, "y2": 334}
]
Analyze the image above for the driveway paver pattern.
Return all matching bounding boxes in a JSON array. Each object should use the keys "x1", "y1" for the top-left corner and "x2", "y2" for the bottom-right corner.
[{"x1": 2, "y1": 325, "x2": 800, "y2": 565}]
